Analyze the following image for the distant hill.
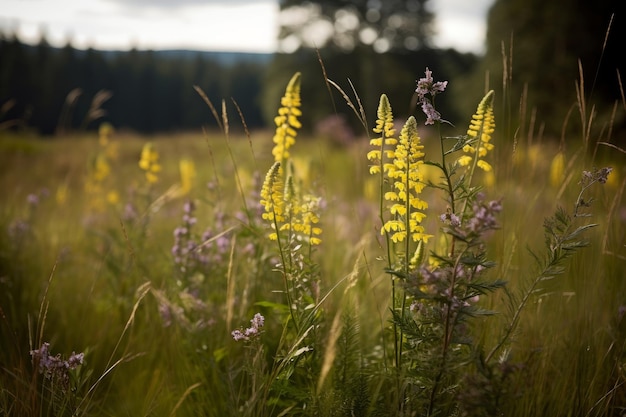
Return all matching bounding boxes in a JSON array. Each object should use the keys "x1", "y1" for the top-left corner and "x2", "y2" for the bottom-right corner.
[
  {"x1": 13, "y1": 40, "x2": 274, "y2": 66},
  {"x1": 1, "y1": 36, "x2": 272, "y2": 133},
  {"x1": 150, "y1": 50, "x2": 274, "y2": 66}
]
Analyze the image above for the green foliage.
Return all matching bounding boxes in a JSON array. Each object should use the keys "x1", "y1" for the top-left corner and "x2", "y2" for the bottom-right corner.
[
  {"x1": 480, "y1": 0, "x2": 626, "y2": 138},
  {"x1": 278, "y1": 0, "x2": 434, "y2": 52}
]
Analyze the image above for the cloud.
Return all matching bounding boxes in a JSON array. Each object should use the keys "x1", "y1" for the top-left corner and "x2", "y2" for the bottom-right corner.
[
  {"x1": 432, "y1": 0, "x2": 493, "y2": 20},
  {"x1": 104, "y1": 0, "x2": 272, "y2": 8}
]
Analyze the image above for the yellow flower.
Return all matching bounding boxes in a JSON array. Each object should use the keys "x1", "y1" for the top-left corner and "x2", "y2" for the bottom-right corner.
[
  {"x1": 56, "y1": 183, "x2": 68, "y2": 205},
  {"x1": 179, "y1": 159, "x2": 196, "y2": 195},
  {"x1": 260, "y1": 162, "x2": 285, "y2": 240},
  {"x1": 549, "y1": 151, "x2": 565, "y2": 188},
  {"x1": 457, "y1": 90, "x2": 495, "y2": 172},
  {"x1": 483, "y1": 170, "x2": 496, "y2": 189},
  {"x1": 272, "y1": 72, "x2": 302, "y2": 163},
  {"x1": 98, "y1": 122, "x2": 114, "y2": 147},
  {"x1": 296, "y1": 194, "x2": 323, "y2": 245},
  {"x1": 93, "y1": 154, "x2": 111, "y2": 182},
  {"x1": 106, "y1": 190, "x2": 120, "y2": 205},
  {"x1": 139, "y1": 143, "x2": 162, "y2": 184},
  {"x1": 381, "y1": 116, "x2": 432, "y2": 243},
  {"x1": 368, "y1": 94, "x2": 397, "y2": 175}
]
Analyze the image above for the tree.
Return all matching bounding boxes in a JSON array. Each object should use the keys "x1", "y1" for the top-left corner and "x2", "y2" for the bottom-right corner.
[
  {"x1": 481, "y1": 0, "x2": 626, "y2": 140},
  {"x1": 264, "y1": 0, "x2": 470, "y2": 136},
  {"x1": 278, "y1": 0, "x2": 435, "y2": 53}
]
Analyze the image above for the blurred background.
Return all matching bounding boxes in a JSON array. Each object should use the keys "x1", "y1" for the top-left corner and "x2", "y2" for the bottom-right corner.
[{"x1": 0, "y1": 0, "x2": 624, "y2": 142}]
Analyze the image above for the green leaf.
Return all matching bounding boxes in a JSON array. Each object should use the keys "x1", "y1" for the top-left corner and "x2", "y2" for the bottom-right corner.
[{"x1": 255, "y1": 300, "x2": 289, "y2": 314}]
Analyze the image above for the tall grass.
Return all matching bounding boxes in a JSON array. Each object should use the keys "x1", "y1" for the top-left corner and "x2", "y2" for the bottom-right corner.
[{"x1": 1, "y1": 57, "x2": 625, "y2": 416}]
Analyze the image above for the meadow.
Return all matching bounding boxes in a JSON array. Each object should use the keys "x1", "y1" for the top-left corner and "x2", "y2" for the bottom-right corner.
[{"x1": 1, "y1": 68, "x2": 625, "y2": 416}]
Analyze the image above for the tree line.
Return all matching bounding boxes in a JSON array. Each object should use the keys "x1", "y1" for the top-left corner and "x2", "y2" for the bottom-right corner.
[
  {"x1": 0, "y1": 35, "x2": 268, "y2": 135},
  {"x1": 2, "y1": 0, "x2": 624, "y2": 142}
]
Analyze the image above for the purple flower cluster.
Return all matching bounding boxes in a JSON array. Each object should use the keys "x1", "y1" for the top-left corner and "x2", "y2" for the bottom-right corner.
[
  {"x1": 440, "y1": 212, "x2": 461, "y2": 227},
  {"x1": 7, "y1": 190, "x2": 50, "y2": 245},
  {"x1": 581, "y1": 167, "x2": 613, "y2": 185},
  {"x1": 30, "y1": 342, "x2": 84, "y2": 387},
  {"x1": 415, "y1": 68, "x2": 448, "y2": 125},
  {"x1": 467, "y1": 196, "x2": 502, "y2": 235},
  {"x1": 171, "y1": 201, "x2": 231, "y2": 277},
  {"x1": 232, "y1": 313, "x2": 265, "y2": 341}
]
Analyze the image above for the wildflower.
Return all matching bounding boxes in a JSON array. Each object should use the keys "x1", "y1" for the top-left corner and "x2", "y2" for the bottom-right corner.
[
  {"x1": 575, "y1": 166, "x2": 613, "y2": 216},
  {"x1": 367, "y1": 94, "x2": 397, "y2": 175},
  {"x1": 287, "y1": 193, "x2": 323, "y2": 245},
  {"x1": 139, "y1": 142, "x2": 162, "y2": 183},
  {"x1": 98, "y1": 122, "x2": 114, "y2": 147},
  {"x1": 457, "y1": 90, "x2": 496, "y2": 172},
  {"x1": 415, "y1": 67, "x2": 448, "y2": 100},
  {"x1": 232, "y1": 313, "x2": 265, "y2": 341},
  {"x1": 272, "y1": 72, "x2": 302, "y2": 163},
  {"x1": 179, "y1": 158, "x2": 196, "y2": 195},
  {"x1": 462, "y1": 194, "x2": 502, "y2": 236},
  {"x1": 415, "y1": 67, "x2": 448, "y2": 125},
  {"x1": 56, "y1": 183, "x2": 68, "y2": 205},
  {"x1": 440, "y1": 207, "x2": 461, "y2": 227},
  {"x1": 421, "y1": 101, "x2": 442, "y2": 125},
  {"x1": 260, "y1": 162, "x2": 285, "y2": 241},
  {"x1": 274, "y1": 174, "x2": 323, "y2": 245},
  {"x1": 550, "y1": 152, "x2": 565, "y2": 188},
  {"x1": 580, "y1": 167, "x2": 613, "y2": 186},
  {"x1": 381, "y1": 116, "x2": 432, "y2": 243},
  {"x1": 106, "y1": 190, "x2": 120, "y2": 205},
  {"x1": 27, "y1": 193, "x2": 39, "y2": 207},
  {"x1": 596, "y1": 167, "x2": 613, "y2": 184},
  {"x1": 93, "y1": 154, "x2": 111, "y2": 182},
  {"x1": 30, "y1": 342, "x2": 84, "y2": 388},
  {"x1": 231, "y1": 329, "x2": 247, "y2": 341}
]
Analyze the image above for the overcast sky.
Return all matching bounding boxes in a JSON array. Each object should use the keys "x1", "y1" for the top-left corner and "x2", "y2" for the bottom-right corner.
[{"x1": 0, "y1": 0, "x2": 493, "y2": 54}]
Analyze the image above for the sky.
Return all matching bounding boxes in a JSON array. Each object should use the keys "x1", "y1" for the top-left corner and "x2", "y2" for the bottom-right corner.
[{"x1": 0, "y1": 0, "x2": 493, "y2": 54}]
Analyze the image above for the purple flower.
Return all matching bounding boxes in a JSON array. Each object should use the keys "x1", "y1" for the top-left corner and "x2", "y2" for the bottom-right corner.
[
  {"x1": 27, "y1": 193, "x2": 39, "y2": 206},
  {"x1": 415, "y1": 67, "x2": 448, "y2": 99},
  {"x1": 597, "y1": 167, "x2": 613, "y2": 184},
  {"x1": 421, "y1": 101, "x2": 442, "y2": 125},
  {"x1": 67, "y1": 352, "x2": 85, "y2": 368},
  {"x1": 251, "y1": 313, "x2": 265, "y2": 328},
  {"x1": 30, "y1": 342, "x2": 84, "y2": 387},
  {"x1": 183, "y1": 200, "x2": 195, "y2": 214},
  {"x1": 415, "y1": 68, "x2": 448, "y2": 125},
  {"x1": 123, "y1": 203, "x2": 138, "y2": 221},
  {"x1": 440, "y1": 211, "x2": 461, "y2": 227},
  {"x1": 231, "y1": 329, "x2": 247, "y2": 341},
  {"x1": 232, "y1": 313, "x2": 265, "y2": 342}
]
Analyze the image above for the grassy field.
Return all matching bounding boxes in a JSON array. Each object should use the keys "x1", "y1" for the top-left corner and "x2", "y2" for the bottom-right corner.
[{"x1": 1, "y1": 70, "x2": 625, "y2": 416}]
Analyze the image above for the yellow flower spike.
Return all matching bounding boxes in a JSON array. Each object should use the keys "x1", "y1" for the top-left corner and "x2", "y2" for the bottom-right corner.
[
  {"x1": 272, "y1": 72, "x2": 302, "y2": 163},
  {"x1": 483, "y1": 170, "x2": 496, "y2": 189},
  {"x1": 457, "y1": 90, "x2": 496, "y2": 172},
  {"x1": 56, "y1": 183, "x2": 68, "y2": 205},
  {"x1": 549, "y1": 151, "x2": 565, "y2": 188},
  {"x1": 260, "y1": 162, "x2": 285, "y2": 240},
  {"x1": 106, "y1": 190, "x2": 120, "y2": 205},
  {"x1": 179, "y1": 159, "x2": 196, "y2": 195},
  {"x1": 139, "y1": 142, "x2": 161, "y2": 184},
  {"x1": 93, "y1": 154, "x2": 111, "y2": 182},
  {"x1": 381, "y1": 116, "x2": 432, "y2": 243},
  {"x1": 299, "y1": 194, "x2": 323, "y2": 245},
  {"x1": 368, "y1": 94, "x2": 397, "y2": 175},
  {"x1": 98, "y1": 122, "x2": 114, "y2": 147}
]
